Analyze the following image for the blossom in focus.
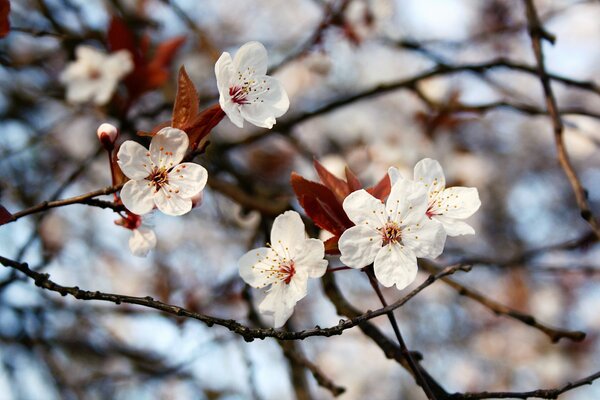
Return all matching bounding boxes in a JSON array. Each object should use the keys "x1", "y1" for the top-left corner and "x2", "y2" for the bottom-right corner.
[
  {"x1": 60, "y1": 45, "x2": 133, "y2": 105},
  {"x1": 215, "y1": 41, "x2": 289, "y2": 129},
  {"x1": 338, "y1": 179, "x2": 446, "y2": 290},
  {"x1": 238, "y1": 211, "x2": 327, "y2": 328},
  {"x1": 117, "y1": 127, "x2": 208, "y2": 216},
  {"x1": 389, "y1": 158, "x2": 481, "y2": 236}
]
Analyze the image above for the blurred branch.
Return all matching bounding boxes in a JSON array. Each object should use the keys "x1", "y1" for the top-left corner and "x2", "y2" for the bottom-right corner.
[
  {"x1": 524, "y1": 0, "x2": 600, "y2": 240},
  {"x1": 447, "y1": 369, "x2": 600, "y2": 399},
  {"x1": 419, "y1": 261, "x2": 586, "y2": 343}
]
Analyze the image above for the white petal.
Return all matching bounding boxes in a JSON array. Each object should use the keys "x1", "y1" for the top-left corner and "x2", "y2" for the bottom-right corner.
[
  {"x1": 294, "y1": 238, "x2": 327, "y2": 278},
  {"x1": 129, "y1": 226, "x2": 157, "y2": 257},
  {"x1": 435, "y1": 187, "x2": 481, "y2": 219},
  {"x1": 64, "y1": 81, "x2": 97, "y2": 104},
  {"x1": 373, "y1": 244, "x2": 418, "y2": 290},
  {"x1": 388, "y1": 166, "x2": 402, "y2": 185},
  {"x1": 240, "y1": 76, "x2": 290, "y2": 129},
  {"x1": 339, "y1": 225, "x2": 383, "y2": 269},
  {"x1": 270, "y1": 211, "x2": 305, "y2": 258},
  {"x1": 222, "y1": 100, "x2": 245, "y2": 128},
  {"x1": 154, "y1": 188, "x2": 192, "y2": 216},
  {"x1": 93, "y1": 78, "x2": 118, "y2": 105},
  {"x1": 215, "y1": 51, "x2": 234, "y2": 91},
  {"x1": 259, "y1": 280, "x2": 307, "y2": 328},
  {"x1": 166, "y1": 163, "x2": 208, "y2": 198},
  {"x1": 238, "y1": 247, "x2": 276, "y2": 288},
  {"x1": 120, "y1": 179, "x2": 155, "y2": 215},
  {"x1": 117, "y1": 140, "x2": 153, "y2": 180},
  {"x1": 402, "y1": 219, "x2": 446, "y2": 259},
  {"x1": 413, "y1": 158, "x2": 446, "y2": 200},
  {"x1": 386, "y1": 178, "x2": 428, "y2": 226},
  {"x1": 342, "y1": 189, "x2": 386, "y2": 227},
  {"x1": 105, "y1": 50, "x2": 134, "y2": 78},
  {"x1": 149, "y1": 127, "x2": 189, "y2": 169},
  {"x1": 433, "y1": 215, "x2": 475, "y2": 236},
  {"x1": 233, "y1": 41, "x2": 268, "y2": 77}
]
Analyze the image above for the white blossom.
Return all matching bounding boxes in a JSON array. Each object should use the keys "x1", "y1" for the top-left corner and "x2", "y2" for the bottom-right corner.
[
  {"x1": 60, "y1": 45, "x2": 133, "y2": 105},
  {"x1": 238, "y1": 211, "x2": 327, "y2": 328},
  {"x1": 338, "y1": 179, "x2": 446, "y2": 290},
  {"x1": 129, "y1": 225, "x2": 157, "y2": 257},
  {"x1": 117, "y1": 127, "x2": 208, "y2": 216},
  {"x1": 215, "y1": 41, "x2": 289, "y2": 129},
  {"x1": 389, "y1": 158, "x2": 481, "y2": 236}
]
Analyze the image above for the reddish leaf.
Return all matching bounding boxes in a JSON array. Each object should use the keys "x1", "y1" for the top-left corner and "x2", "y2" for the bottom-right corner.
[
  {"x1": 366, "y1": 173, "x2": 391, "y2": 201},
  {"x1": 186, "y1": 104, "x2": 225, "y2": 150},
  {"x1": 324, "y1": 236, "x2": 340, "y2": 255},
  {"x1": 107, "y1": 16, "x2": 141, "y2": 64},
  {"x1": 0, "y1": 0, "x2": 10, "y2": 38},
  {"x1": 345, "y1": 167, "x2": 362, "y2": 191},
  {"x1": 137, "y1": 120, "x2": 171, "y2": 137},
  {"x1": 112, "y1": 145, "x2": 128, "y2": 186},
  {"x1": 172, "y1": 66, "x2": 199, "y2": 130},
  {"x1": 291, "y1": 173, "x2": 353, "y2": 236},
  {"x1": 313, "y1": 159, "x2": 351, "y2": 202},
  {"x1": 0, "y1": 204, "x2": 12, "y2": 225},
  {"x1": 150, "y1": 36, "x2": 186, "y2": 71}
]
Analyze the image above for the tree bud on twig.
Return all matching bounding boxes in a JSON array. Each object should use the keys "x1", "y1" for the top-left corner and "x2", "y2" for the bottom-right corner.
[{"x1": 97, "y1": 123, "x2": 119, "y2": 151}]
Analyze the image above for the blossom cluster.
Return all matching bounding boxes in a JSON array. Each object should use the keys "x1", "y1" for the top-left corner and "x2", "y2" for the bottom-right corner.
[{"x1": 78, "y1": 40, "x2": 480, "y2": 328}]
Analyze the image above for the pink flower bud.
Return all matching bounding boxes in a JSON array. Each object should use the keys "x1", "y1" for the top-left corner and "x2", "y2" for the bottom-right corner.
[{"x1": 97, "y1": 123, "x2": 119, "y2": 150}]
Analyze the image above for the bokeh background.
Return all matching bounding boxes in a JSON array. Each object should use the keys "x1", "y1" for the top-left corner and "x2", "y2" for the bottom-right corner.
[{"x1": 1, "y1": 0, "x2": 600, "y2": 399}]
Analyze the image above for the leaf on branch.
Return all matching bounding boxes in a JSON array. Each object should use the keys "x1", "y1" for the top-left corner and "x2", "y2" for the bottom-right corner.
[
  {"x1": 324, "y1": 236, "x2": 340, "y2": 255},
  {"x1": 185, "y1": 104, "x2": 225, "y2": 150},
  {"x1": 172, "y1": 66, "x2": 199, "y2": 130},
  {"x1": 137, "y1": 120, "x2": 171, "y2": 137},
  {"x1": 291, "y1": 172, "x2": 352, "y2": 236},
  {"x1": 366, "y1": 174, "x2": 391, "y2": 201},
  {"x1": 344, "y1": 167, "x2": 362, "y2": 192},
  {"x1": 0, "y1": 204, "x2": 12, "y2": 225},
  {"x1": 0, "y1": 0, "x2": 10, "y2": 38},
  {"x1": 313, "y1": 159, "x2": 352, "y2": 202}
]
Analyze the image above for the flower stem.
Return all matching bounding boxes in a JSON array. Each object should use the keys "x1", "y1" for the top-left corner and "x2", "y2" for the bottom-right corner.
[{"x1": 365, "y1": 267, "x2": 437, "y2": 400}]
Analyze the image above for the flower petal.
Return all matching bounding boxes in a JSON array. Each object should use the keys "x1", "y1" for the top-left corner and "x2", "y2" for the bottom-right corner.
[
  {"x1": 166, "y1": 163, "x2": 208, "y2": 198},
  {"x1": 294, "y1": 238, "x2": 328, "y2": 278},
  {"x1": 117, "y1": 140, "x2": 153, "y2": 180},
  {"x1": 402, "y1": 219, "x2": 446, "y2": 258},
  {"x1": 373, "y1": 244, "x2": 418, "y2": 290},
  {"x1": 270, "y1": 211, "x2": 306, "y2": 258},
  {"x1": 433, "y1": 215, "x2": 475, "y2": 236},
  {"x1": 233, "y1": 41, "x2": 268, "y2": 77},
  {"x1": 240, "y1": 76, "x2": 290, "y2": 129},
  {"x1": 413, "y1": 158, "x2": 446, "y2": 200},
  {"x1": 259, "y1": 280, "x2": 306, "y2": 328},
  {"x1": 388, "y1": 166, "x2": 402, "y2": 185},
  {"x1": 129, "y1": 226, "x2": 157, "y2": 257},
  {"x1": 339, "y1": 224, "x2": 383, "y2": 269},
  {"x1": 238, "y1": 247, "x2": 277, "y2": 288},
  {"x1": 435, "y1": 187, "x2": 481, "y2": 219},
  {"x1": 149, "y1": 127, "x2": 189, "y2": 169},
  {"x1": 342, "y1": 189, "x2": 386, "y2": 227},
  {"x1": 154, "y1": 189, "x2": 192, "y2": 216},
  {"x1": 386, "y1": 178, "x2": 428, "y2": 226},
  {"x1": 120, "y1": 179, "x2": 155, "y2": 215}
]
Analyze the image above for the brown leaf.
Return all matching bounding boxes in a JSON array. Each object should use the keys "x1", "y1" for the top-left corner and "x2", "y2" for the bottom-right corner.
[
  {"x1": 366, "y1": 173, "x2": 391, "y2": 202},
  {"x1": 344, "y1": 167, "x2": 362, "y2": 191},
  {"x1": 0, "y1": 204, "x2": 12, "y2": 225},
  {"x1": 185, "y1": 104, "x2": 225, "y2": 150},
  {"x1": 107, "y1": 16, "x2": 140, "y2": 63},
  {"x1": 150, "y1": 36, "x2": 186, "y2": 71},
  {"x1": 0, "y1": 0, "x2": 10, "y2": 38},
  {"x1": 172, "y1": 66, "x2": 199, "y2": 130},
  {"x1": 324, "y1": 236, "x2": 340, "y2": 255},
  {"x1": 137, "y1": 120, "x2": 171, "y2": 137},
  {"x1": 291, "y1": 173, "x2": 353, "y2": 236},
  {"x1": 313, "y1": 159, "x2": 351, "y2": 202}
]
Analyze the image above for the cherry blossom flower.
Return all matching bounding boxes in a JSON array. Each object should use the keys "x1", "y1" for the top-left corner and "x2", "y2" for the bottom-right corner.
[
  {"x1": 238, "y1": 211, "x2": 328, "y2": 328},
  {"x1": 338, "y1": 179, "x2": 446, "y2": 290},
  {"x1": 117, "y1": 127, "x2": 208, "y2": 216},
  {"x1": 215, "y1": 41, "x2": 289, "y2": 129},
  {"x1": 60, "y1": 45, "x2": 133, "y2": 105},
  {"x1": 115, "y1": 212, "x2": 157, "y2": 257},
  {"x1": 389, "y1": 158, "x2": 481, "y2": 236}
]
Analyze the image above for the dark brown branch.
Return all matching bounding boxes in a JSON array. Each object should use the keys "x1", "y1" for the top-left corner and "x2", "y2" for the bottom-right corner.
[
  {"x1": 524, "y1": 0, "x2": 600, "y2": 239},
  {"x1": 448, "y1": 369, "x2": 600, "y2": 399}
]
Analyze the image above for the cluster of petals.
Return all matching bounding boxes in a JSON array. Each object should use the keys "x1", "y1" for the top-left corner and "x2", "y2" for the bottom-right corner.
[
  {"x1": 338, "y1": 178, "x2": 446, "y2": 290},
  {"x1": 389, "y1": 158, "x2": 481, "y2": 236},
  {"x1": 117, "y1": 127, "x2": 208, "y2": 217},
  {"x1": 61, "y1": 45, "x2": 133, "y2": 105},
  {"x1": 215, "y1": 41, "x2": 289, "y2": 129},
  {"x1": 238, "y1": 211, "x2": 328, "y2": 328}
]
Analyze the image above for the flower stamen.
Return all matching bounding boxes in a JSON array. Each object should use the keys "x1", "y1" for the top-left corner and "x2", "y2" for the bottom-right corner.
[
  {"x1": 380, "y1": 221, "x2": 402, "y2": 246},
  {"x1": 147, "y1": 167, "x2": 169, "y2": 192}
]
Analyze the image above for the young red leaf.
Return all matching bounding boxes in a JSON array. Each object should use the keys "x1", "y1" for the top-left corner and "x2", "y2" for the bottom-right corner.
[
  {"x1": 0, "y1": 204, "x2": 13, "y2": 225},
  {"x1": 0, "y1": 0, "x2": 10, "y2": 38},
  {"x1": 345, "y1": 166, "x2": 362, "y2": 192},
  {"x1": 150, "y1": 36, "x2": 186, "y2": 71},
  {"x1": 107, "y1": 16, "x2": 141, "y2": 64},
  {"x1": 186, "y1": 104, "x2": 225, "y2": 150},
  {"x1": 172, "y1": 66, "x2": 199, "y2": 130},
  {"x1": 137, "y1": 120, "x2": 171, "y2": 137},
  {"x1": 366, "y1": 173, "x2": 391, "y2": 202},
  {"x1": 313, "y1": 159, "x2": 351, "y2": 202},
  {"x1": 291, "y1": 173, "x2": 353, "y2": 236},
  {"x1": 324, "y1": 236, "x2": 340, "y2": 255}
]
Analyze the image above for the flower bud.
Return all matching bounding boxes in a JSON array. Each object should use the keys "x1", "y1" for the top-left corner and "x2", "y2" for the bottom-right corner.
[{"x1": 97, "y1": 123, "x2": 119, "y2": 151}]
